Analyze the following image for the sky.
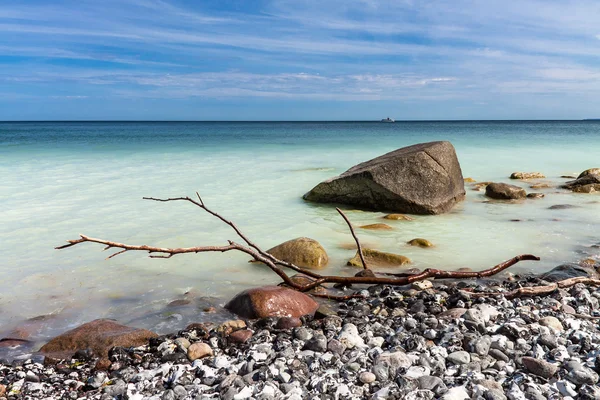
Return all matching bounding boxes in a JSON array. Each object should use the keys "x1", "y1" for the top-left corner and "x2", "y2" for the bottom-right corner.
[{"x1": 0, "y1": 0, "x2": 599, "y2": 120}]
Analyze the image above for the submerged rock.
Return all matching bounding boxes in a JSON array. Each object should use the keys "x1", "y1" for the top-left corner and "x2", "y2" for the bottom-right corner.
[
  {"x1": 266, "y1": 237, "x2": 328, "y2": 270},
  {"x1": 526, "y1": 193, "x2": 545, "y2": 199},
  {"x1": 225, "y1": 286, "x2": 318, "y2": 319},
  {"x1": 383, "y1": 213, "x2": 414, "y2": 221},
  {"x1": 510, "y1": 172, "x2": 545, "y2": 179},
  {"x1": 407, "y1": 238, "x2": 434, "y2": 248},
  {"x1": 347, "y1": 248, "x2": 411, "y2": 268},
  {"x1": 485, "y1": 183, "x2": 526, "y2": 200},
  {"x1": 360, "y1": 223, "x2": 393, "y2": 230},
  {"x1": 39, "y1": 319, "x2": 157, "y2": 359},
  {"x1": 303, "y1": 141, "x2": 466, "y2": 214}
]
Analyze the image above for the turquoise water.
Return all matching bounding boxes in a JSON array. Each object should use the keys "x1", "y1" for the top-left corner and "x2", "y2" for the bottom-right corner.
[{"x1": 1, "y1": 121, "x2": 599, "y2": 341}]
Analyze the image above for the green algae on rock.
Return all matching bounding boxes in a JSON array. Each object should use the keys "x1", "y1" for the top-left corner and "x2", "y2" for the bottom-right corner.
[
  {"x1": 347, "y1": 248, "x2": 411, "y2": 268},
  {"x1": 266, "y1": 237, "x2": 328, "y2": 270}
]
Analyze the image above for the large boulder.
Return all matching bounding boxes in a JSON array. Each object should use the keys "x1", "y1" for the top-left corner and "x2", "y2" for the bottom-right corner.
[
  {"x1": 225, "y1": 286, "x2": 319, "y2": 319},
  {"x1": 577, "y1": 168, "x2": 600, "y2": 178},
  {"x1": 266, "y1": 237, "x2": 328, "y2": 269},
  {"x1": 39, "y1": 319, "x2": 157, "y2": 359},
  {"x1": 485, "y1": 183, "x2": 526, "y2": 200},
  {"x1": 303, "y1": 141, "x2": 465, "y2": 214}
]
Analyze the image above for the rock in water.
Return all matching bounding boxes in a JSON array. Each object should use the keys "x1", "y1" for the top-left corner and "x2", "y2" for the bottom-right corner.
[
  {"x1": 485, "y1": 183, "x2": 527, "y2": 200},
  {"x1": 577, "y1": 168, "x2": 600, "y2": 178},
  {"x1": 347, "y1": 248, "x2": 411, "y2": 268},
  {"x1": 303, "y1": 141, "x2": 465, "y2": 214},
  {"x1": 560, "y1": 173, "x2": 600, "y2": 193},
  {"x1": 510, "y1": 172, "x2": 545, "y2": 179},
  {"x1": 266, "y1": 237, "x2": 328, "y2": 270},
  {"x1": 39, "y1": 319, "x2": 157, "y2": 359},
  {"x1": 225, "y1": 286, "x2": 319, "y2": 319}
]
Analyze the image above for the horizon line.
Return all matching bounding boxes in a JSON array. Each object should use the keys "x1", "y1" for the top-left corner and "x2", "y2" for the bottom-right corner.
[{"x1": 1, "y1": 119, "x2": 598, "y2": 123}]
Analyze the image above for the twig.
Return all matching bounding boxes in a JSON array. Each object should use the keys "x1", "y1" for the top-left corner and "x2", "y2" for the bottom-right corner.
[{"x1": 336, "y1": 207, "x2": 368, "y2": 270}]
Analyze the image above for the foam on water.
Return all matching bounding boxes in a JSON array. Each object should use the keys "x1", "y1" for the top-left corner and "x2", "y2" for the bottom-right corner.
[{"x1": 0, "y1": 121, "x2": 599, "y2": 340}]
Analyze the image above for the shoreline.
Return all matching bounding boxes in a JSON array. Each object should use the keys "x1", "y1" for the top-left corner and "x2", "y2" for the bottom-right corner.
[{"x1": 1, "y1": 264, "x2": 599, "y2": 399}]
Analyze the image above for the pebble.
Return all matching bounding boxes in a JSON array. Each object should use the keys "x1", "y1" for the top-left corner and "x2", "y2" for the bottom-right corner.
[
  {"x1": 447, "y1": 351, "x2": 470, "y2": 365},
  {"x1": 359, "y1": 371, "x2": 376, "y2": 384},
  {"x1": 521, "y1": 356, "x2": 558, "y2": 378},
  {"x1": 538, "y1": 316, "x2": 564, "y2": 331},
  {"x1": 187, "y1": 342, "x2": 213, "y2": 361}
]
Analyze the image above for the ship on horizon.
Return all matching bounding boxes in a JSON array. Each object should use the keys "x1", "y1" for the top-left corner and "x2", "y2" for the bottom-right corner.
[{"x1": 381, "y1": 117, "x2": 395, "y2": 122}]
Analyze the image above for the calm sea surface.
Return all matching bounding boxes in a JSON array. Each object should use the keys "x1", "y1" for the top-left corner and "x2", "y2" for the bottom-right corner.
[{"x1": 1, "y1": 121, "x2": 599, "y2": 345}]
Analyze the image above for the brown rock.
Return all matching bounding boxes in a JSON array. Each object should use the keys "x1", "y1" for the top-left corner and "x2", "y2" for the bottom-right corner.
[
  {"x1": 510, "y1": 172, "x2": 545, "y2": 179},
  {"x1": 464, "y1": 177, "x2": 476, "y2": 183},
  {"x1": 228, "y1": 329, "x2": 253, "y2": 344},
  {"x1": 216, "y1": 320, "x2": 246, "y2": 336},
  {"x1": 522, "y1": 356, "x2": 558, "y2": 378},
  {"x1": 275, "y1": 317, "x2": 303, "y2": 330},
  {"x1": 529, "y1": 183, "x2": 553, "y2": 189},
  {"x1": 0, "y1": 383, "x2": 5, "y2": 397},
  {"x1": 407, "y1": 238, "x2": 434, "y2": 248},
  {"x1": 187, "y1": 342, "x2": 213, "y2": 361},
  {"x1": 383, "y1": 214, "x2": 414, "y2": 221},
  {"x1": 266, "y1": 237, "x2": 328, "y2": 269},
  {"x1": 39, "y1": 319, "x2": 157, "y2": 359},
  {"x1": 225, "y1": 286, "x2": 319, "y2": 319},
  {"x1": 94, "y1": 357, "x2": 112, "y2": 371},
  {"x1": 359, "y1": 223, "x2": 393, "y2": 230},
  {"x1": 485, "y1": 183, "x2": 527, "y2": 200},
  {"x1": 348, "y1": 248, "x2": 411, "y2": 268}
]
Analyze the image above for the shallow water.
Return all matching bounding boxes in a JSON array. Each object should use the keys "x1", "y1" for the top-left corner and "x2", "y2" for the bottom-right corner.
[{"x1": 1, "y1": 121, "x2": 599, "y2": 344}]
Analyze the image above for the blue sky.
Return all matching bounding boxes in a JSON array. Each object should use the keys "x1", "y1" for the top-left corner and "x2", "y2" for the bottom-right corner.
[{"x1": 1, "y1": 0, "x2": 599, "y2": 120}]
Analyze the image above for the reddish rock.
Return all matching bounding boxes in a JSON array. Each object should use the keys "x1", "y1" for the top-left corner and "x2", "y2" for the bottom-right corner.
[
  {"x1": 228, "y1": 329, "x2": 253, "y2": 344},
  {"x1": 94, "y1": 357, "x2": 112, "y2": 371},
  {"x1": 0, "y1": 383, "x2": 6, "y2": 397},
  {"x1": 275, "y1": 317, "x2": 303, "y2": 330},
  {"x1": 39, "y1": 319, "x2": 157, "y2": 359},
  {"x1": 225, "y1": 286, "x2": 319, "y2": 319}
]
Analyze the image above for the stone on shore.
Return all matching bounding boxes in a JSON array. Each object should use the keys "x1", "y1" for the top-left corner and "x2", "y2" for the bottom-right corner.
[
  {"x1": 39, "y1": 319, "x2": 157, "y2": 359},
  {"x1": 303, "y1": 141, "x2": 466, "y2": 214},
  {"x1": 510, "y1": 172, "x2": 545, "y2": 179},
  {"x1": 266, "y1": 237, "x2": 328, "y2": 270},
  {"x1": 521, "y1": 357, "x2": 558, "y2": 378},
  {"x1": 347, "y1": 248, "x2": 411, "y2": 268},
  {"x1": 540, "y1": 263, "x2": 600, "y2": 282},
  {"x1": 225, "y1": 286, "x2": 319, "y2": 319},
  {"x1": 187, "y1": 342, "x2": 213, "y2": 361},
  {"x1": 485, "y1": 183, "x2": 527, "y2": 200}
]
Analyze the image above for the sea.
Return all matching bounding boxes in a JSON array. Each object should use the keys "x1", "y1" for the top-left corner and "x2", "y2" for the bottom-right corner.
[{"x1": 1, "y1": 121, "x2": 599, "y2": 347}]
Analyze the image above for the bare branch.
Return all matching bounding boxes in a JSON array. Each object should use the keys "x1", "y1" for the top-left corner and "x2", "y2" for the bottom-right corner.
[
  {"x1": 56, "y1": 194, "x2": 544, "y2": 298},
  {"x1": 336, "y1": 208, "x2": 368, "y2": 270}
]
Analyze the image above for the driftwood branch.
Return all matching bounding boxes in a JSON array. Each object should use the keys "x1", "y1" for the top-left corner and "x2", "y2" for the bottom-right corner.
[
  {"x1": 336, "y1": 207, "x2": 368, "y2": 270},
  {"x1": 462, "y1": 277, "x2": 600, "y2": 299},
  {"x1": 56, "y1": 194, "x2": 545, "y2": 295}
]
